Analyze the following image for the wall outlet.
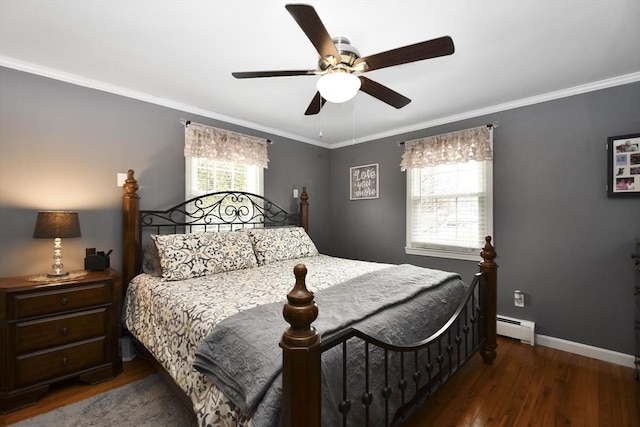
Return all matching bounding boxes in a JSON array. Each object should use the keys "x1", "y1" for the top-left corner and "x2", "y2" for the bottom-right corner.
[{"x1": 514, "y1": 290, "x2": 525, "y2": 307}]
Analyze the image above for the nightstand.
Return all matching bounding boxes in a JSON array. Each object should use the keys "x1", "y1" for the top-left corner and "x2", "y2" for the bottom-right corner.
[{"x1": 0, "y1": 269, "x2": 123, "y2": 413}]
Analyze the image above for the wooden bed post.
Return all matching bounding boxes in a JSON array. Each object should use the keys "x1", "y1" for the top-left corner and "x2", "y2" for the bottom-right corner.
[
  {"x1": 300, "y1": 186, "x2": 309, "y2": 233},
  {"x1": 280, "y1": 264, "x2": 321, "y2": 427},
  {"x1": 122, "y1": 169, "x2": 140, "y2": 290},
  {"x1": 479, "y1": 236, "x2": 498, "y2": 364}
]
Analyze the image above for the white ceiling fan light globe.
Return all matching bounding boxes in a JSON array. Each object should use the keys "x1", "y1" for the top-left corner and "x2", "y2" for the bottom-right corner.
[{"x1": 316, "y1": 72, "x2": 361, "y2": 103}]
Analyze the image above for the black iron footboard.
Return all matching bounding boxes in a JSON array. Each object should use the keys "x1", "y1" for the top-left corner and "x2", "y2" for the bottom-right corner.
[
  {"x1": 280, "y1": 237, "x2": 497, "y2": 427},
  {"x1": 319, "y1": 272, "x2": 486, "y2": 427}
]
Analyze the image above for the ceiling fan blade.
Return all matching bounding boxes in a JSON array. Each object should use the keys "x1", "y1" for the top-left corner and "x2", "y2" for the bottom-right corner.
[
  {"x1": 285, "y1": 4, "x2": 341, "y2": 64},
  {"x1": 359, "y1": 76, "x2": 411, "y2": 109},
  {"x1": 355, "y1": 36, "x2": 454, "y2": 72},
  {"x1": 304, "y1": 92, "x2": 327, "y2": 116},
  {"x1": 232, "y1": 70, "x2": 318, "y2": 79}
]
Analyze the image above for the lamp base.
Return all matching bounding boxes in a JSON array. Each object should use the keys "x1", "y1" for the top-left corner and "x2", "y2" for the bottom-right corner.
[{"x1": 47, "y1": 271, "x2": 69, "y2": 278}]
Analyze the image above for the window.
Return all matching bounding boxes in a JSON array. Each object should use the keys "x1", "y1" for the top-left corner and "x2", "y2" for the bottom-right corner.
[
  {"x1": 403, "y1": 126, "x2": 493, "y2": 260},
  {"x1": 185, "y1": 157, "x2": 263, "y2": 199},
  {"x1": 183, "y1": 121, "x2": 267, "y2": 199},
  {"x1": 182, "y1": 121, "x2": 268, "y2": 231},
  {"x1": 185, "y1": 157, "x2": 264, "y2": 232}
]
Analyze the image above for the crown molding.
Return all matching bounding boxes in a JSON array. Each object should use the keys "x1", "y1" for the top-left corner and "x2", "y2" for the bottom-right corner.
[
  {"x1": 331, "y1": 72, "x2": 640, "y2": 148},
  {"x1": 2, "y1": 56, "x2": 637, "y2": 150},
  {"x1": 0, "y1": 56, "x2": 331, "y2": 149}
]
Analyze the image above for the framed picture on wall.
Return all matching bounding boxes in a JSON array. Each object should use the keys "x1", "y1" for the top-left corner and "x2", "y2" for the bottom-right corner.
[
  {"x1": 350, "y1": 163, "x2": 379, "y2": 200},
  {"x1": 607, "y1": 132, "x2": 640, "y2": 198}
]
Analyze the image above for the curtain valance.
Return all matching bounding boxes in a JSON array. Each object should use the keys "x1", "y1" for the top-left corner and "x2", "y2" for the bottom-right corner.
[
  {"x1": 400, "y1": 125, "x2": 492, "y2": 170},
  {"x1": 184, "y1": 122, "x2": 269, "y2": 169}
]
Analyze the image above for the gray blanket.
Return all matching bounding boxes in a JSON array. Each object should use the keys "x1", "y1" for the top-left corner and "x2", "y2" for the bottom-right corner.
[{"x1": 194, "y1": 264, "x2": 464, "y2": 427}]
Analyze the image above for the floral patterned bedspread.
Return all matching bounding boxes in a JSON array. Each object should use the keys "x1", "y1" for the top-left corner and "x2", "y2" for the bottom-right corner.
[{"x1": 122, "y1": 254, "x2": 389, "y2": 427}]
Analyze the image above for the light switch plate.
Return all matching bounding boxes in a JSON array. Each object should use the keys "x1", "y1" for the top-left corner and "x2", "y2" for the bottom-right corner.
[{"x1": 117, "y1": 172, "x2": 128, "y2": 187}]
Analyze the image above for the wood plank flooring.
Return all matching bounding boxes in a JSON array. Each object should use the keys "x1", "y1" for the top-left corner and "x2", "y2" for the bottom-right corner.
[
  {"x1": 0, "y1": 355, "x2": 156, "y2": 427},
  {"x1": 1, "y1": 337, "x2": 638, "y2": 426},
  {"x1": 402, "y1": 337, "x2": 640, "y2": 427}
]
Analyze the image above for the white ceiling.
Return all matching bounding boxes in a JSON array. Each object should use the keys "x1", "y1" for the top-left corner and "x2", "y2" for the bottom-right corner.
[{"x1": 1, "y1": 0, "x2": 639, "y2": 148}]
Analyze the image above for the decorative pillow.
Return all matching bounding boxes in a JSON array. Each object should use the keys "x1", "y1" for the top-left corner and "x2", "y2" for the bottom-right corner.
[
  {"x1": 142, "y1": 239, "x2": 162, "y2": 277},
  {"x1": 151, "y1": 231, "x2": 258, "y2": 281},
  {"x1": 248, "y1": 227, "x2": 319, "y2": 266}
]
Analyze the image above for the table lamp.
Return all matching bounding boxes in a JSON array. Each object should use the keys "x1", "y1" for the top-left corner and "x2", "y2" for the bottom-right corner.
[{"x1": 33, "y1": 211, "x2": 81, "y2": 277}]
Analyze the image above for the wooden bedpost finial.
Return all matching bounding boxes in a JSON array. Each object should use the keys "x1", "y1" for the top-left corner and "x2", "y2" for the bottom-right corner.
[
  {"x1": 480, "y1": 236, "x2": 497, "y2": 268},
  {"x1": 281, "y1": 264, "x2": 319, "y2": 348},
  {"x1": 122, "y1": 169, "x2": 140, "y2": 199},
  {"x1": 478, "y1": 235, "x2": 498, "y2": 364},
  {"x1": 122, "y1": 169, "x2": 141, "y2": 291},
  {"x1": 280, "y1": 263, "x2": 321, "y2": 426},
  {"x1": 299, "y1": 186, "x2": 309, "y2": 233}
]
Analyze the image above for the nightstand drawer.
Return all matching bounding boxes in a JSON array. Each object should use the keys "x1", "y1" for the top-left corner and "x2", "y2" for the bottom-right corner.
[
  {"x1": 13, "y1": 282, "x2": 111, "y2": 319},
  {"x1": 15, "y1": 338, "x2": 106, "y2": 387},
  {"x1": 16, "y1": 308, "x2": 108, "y2": 354}
]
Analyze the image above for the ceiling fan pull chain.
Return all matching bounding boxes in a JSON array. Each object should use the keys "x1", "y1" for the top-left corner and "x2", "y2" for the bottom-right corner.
[
  {"x1": 319, "y1": 96, "x2": 324, "y2": 138},
  {"x1": 352, "y1": 97, "x2": 356, "y2": 145}
]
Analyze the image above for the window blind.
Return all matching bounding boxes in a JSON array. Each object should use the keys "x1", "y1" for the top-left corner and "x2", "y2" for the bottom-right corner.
[{"x1": 404, "y1": 125, "x2": 493, "y2": 259}]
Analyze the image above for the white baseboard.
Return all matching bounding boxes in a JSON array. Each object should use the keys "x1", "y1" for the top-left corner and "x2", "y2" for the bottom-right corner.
[{"x1": 536, "y1": 334, "x2": 636, "y2": 369}]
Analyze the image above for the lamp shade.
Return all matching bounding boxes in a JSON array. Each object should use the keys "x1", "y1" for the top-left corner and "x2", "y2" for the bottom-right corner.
[
  {"x1": 316, "y1": 72, "x2": 361, "y2": 103},
  {"x1": 33, "y1": 211, "x2": 81, "y2": 239}
]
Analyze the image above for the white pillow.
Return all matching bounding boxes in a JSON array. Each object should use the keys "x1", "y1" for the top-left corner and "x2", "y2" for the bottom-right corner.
[
  {"x1": 248, "y1": 227, "x2": 319, "y2": 266},
  {"x1": 152, "y1": 231, "x2": 258, "y2": 281}
]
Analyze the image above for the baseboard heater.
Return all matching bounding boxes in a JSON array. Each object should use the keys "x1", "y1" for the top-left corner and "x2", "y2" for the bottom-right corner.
[{"x1": 496, "y1": 315, "x2": 535, "y2": 346}]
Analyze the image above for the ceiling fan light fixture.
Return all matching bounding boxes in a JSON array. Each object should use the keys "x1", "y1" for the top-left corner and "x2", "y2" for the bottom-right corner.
[
  {"x1": 232, "y1": 5, "x2": 454, "y2": 115},
  {"x1": 316, "y1": 72, "x2": 361, "y2": 103}
]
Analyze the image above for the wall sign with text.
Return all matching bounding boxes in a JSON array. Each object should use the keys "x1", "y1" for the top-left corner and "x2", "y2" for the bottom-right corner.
[{"x1": 350, "y1": 163, "x2": 379, "y2": 200}]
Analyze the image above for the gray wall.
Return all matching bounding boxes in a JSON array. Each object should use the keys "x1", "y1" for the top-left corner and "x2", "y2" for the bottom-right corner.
[
  {"x1": 328, "y1": 82, "x2": 640, "y2": 355},
  {"x1": 1, "y1": 66, "x2": 639, "y2": 355},
  {"x1": 0, "y1": 67, "x2": 331, "y2": 276}
]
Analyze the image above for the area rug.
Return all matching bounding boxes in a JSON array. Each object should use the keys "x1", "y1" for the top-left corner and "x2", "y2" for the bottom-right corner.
[{"x1": 11, "y1": 374, "x2": 197, "y2": 427}]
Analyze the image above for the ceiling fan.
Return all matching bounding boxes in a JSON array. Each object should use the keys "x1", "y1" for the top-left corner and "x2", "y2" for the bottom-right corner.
[{"x1": 232, "y1": 3, "x2": 455, "y2": 116}]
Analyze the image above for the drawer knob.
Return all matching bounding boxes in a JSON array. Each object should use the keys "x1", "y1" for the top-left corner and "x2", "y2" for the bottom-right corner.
[
  {"x1": 62, "y1": 357, "x2": 68, "y2": 366},
  {"x1": 60, "y1": 297, "x2": 69, "y2": 305},
  {"x1": 61, "y1": 327, "x2": 69, "y2": 335}
]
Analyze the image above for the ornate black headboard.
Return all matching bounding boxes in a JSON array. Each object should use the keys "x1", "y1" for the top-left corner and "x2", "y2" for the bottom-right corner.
[
  {"x1": 121, "y1": 169, "x2": 309, "y2": 288},
  {"x1": 140, "y1": 191, "x2": 301, "y2": 234}
]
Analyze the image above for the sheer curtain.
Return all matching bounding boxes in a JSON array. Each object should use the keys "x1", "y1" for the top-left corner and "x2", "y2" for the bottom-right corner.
[
  {"x1": 184, "y1": 122, "x2": 269, "y2": 169},
  {"x1": 400, "y1": 125, "x2": 492, "y2": 170}
]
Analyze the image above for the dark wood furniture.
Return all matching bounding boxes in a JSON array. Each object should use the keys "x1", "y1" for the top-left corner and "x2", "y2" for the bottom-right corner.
[
  {"x1": 120, "y1": 169, "x2": 498, "y2": 426},
  {"x1": 0, "y1": 269, "x2": 122, "y2": 413}
]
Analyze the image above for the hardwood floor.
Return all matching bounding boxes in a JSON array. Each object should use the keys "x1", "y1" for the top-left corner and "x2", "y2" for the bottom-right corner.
[
  {"x1": 1, "y1": 337, "x2": 638, "y2": 426},
  {"x1": 402, "y1": 337, "x2": 640, "y2": 427},
  {"x1": 0, "y1": 355, "x2": 156, "y2": 427}
]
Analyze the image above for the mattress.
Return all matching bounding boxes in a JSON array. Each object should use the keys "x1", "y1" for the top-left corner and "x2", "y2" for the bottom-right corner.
[{"x1": 122, "y1": 254, "x2": 390, "y2": 426}]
